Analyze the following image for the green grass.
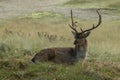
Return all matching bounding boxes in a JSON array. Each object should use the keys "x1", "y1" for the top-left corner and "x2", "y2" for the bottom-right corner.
[
  {"x1": 64, "y1": 0, "x2": 120, "y2": 9},
  {"x1": 0, "y1": 60, "x2": 119, "y2": 80},
  {"x1": 0, "y1": 11, "x2": 120, "y2": 80},
  {"x1": 23, "y1": 11, "x2": 66, "y2": 22}
]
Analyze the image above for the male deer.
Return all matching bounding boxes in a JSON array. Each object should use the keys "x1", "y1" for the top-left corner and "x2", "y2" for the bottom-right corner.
[{"x1": 31, "y1": 10, "x2": 101, "y2": 64}]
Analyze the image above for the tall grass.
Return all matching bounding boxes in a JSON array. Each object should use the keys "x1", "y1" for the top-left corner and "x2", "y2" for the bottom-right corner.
[
  {"x1": 0, "y1": 11, "x2": 120, "y2": 61},
  {"x1": 0, "y1": 11, "x2": 120, "y2": 80},
  {"x1": 0, "y1": 12, "x2": 72, "y2": 59}
]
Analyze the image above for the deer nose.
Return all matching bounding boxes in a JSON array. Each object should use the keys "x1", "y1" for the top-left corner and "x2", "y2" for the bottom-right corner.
[
  {"x1": 74, "y1": 40, "x2": 78, "y2": 45},
  {"x1": 31, "y1": 58, "x2": 35, "y2": 63}
]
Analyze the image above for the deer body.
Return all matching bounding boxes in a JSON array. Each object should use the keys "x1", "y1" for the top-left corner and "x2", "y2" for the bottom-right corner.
[
  {"x1": 32, "y1": 39, "x2": 87, "y2": 64},
  {"x1": 31, "y1": 10, "x2": 101, "y2": 64},
  {"x1": 32, "y1": 47, "x2": 76, "y2": 64}
]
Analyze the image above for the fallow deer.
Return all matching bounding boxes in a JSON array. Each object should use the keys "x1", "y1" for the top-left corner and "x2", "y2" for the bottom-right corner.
[{"x1": 31, "y1": 10, "x2": 101, "y2": 64}]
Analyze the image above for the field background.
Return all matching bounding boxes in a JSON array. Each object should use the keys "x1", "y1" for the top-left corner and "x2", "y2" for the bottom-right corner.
[{"x1": 0, "y1": 0, "x2": 120, "y2": 80}]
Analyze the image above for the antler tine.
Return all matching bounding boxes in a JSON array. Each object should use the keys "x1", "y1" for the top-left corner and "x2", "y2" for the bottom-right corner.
[
  {"x1": 69, "y1": 24, "x2": 78, "y2": 33},
  {"x1": 71, "y1": 9, "x2": 74, "y2": 26},
  {"x1": 81, "y1": 9, "x2": 102, "y2": 33},
  {"x1": 80, "y1": 28, "x2": 84, "y2": 33},
  {"x1": 69, "y1": 9, "x2": 78, "y2": 33},
  {"x1": 94, "y1": 9, "x2": 101, "y2": 27}
]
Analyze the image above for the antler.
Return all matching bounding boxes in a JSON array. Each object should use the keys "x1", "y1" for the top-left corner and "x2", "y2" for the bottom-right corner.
[
  {"x1": 69, "y1": 10, "x2": 78, "y2": 33},
  {"x1": 81, "y1": 9, "x2": 102, "y2": 33}
]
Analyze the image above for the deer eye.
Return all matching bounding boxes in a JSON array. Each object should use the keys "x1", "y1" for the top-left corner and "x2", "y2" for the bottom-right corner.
[{"x1": 76, "y1": 35, "x2": 80, "y2": 38}]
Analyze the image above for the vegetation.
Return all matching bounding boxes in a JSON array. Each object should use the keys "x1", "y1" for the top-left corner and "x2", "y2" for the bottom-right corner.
[
  {"x1": 0, "y1": 60, "x2": 119, "y2": 80},
  {"x1": 0, "y1": 11, "x2": 119, "y2": 80},
  {"x1": 64, "y1": 0, "x2": 120, "y2": 9}
]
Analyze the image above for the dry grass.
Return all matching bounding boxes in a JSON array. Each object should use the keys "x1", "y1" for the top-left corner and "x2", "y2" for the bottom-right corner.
[
  {"x1": 0, "y1": 12, "x2": 120, "y2": 61},
  {"x1": 0, "y1": 11, "x2": 120, "y2": 80}
]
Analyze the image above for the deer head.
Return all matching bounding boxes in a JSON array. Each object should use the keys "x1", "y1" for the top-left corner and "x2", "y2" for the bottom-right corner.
[{"x1": 69, "y1": 9, "x2": 101, "y2": 46}]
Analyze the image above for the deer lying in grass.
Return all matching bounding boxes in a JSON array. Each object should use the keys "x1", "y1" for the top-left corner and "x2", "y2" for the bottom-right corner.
[{"x1": 31, "y1": 10, "x2": 101, "y2": 64}]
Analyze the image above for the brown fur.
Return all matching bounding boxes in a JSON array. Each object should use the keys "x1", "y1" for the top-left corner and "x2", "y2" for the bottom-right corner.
[{"x1": 31, "y1": 38, "x2": 87, "y2": 64}]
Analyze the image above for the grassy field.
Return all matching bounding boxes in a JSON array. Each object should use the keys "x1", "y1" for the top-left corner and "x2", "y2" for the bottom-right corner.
[
  {"x1": 0, "y1": 11, "x2": 120, "y2": 80},
  {"x1": 64, "y1": 0, "x2": 120, "y2": 9},
  {"x1": 63, "y1": 0, "x2": 120, "y2": 16},
  {"x1": 0, "y1": 0, "x2": 120, "y2": 79}
]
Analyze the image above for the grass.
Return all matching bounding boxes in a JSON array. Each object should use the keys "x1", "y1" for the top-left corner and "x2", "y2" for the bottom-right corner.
[
  {"x1": 0, "y1": 60, "x2": 119, "y2": 80},
  {"x1": 63, "y1": 0, "x2": 120, "y2": 16},
  {"x1": 0, "y1": 11, "x2": 120, "y2": 80},
  {"x1": 0, "y1": 12, "x2": 72, "y2": 59},
  {"x1": 64, "y1": 0, "x2": 120, "y2": 9},
  {"x1": 23, "y1": 11, "x2": 66, "y2": 22}
]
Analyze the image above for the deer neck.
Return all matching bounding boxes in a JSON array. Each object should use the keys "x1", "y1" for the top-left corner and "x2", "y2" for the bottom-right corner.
[{"x1": 75, "y1": 40, "x2": 87, "y2": 60}]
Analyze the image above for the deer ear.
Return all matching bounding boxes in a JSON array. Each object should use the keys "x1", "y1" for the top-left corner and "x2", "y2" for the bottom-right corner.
[{"x1": 84, "y1": 31, "x2": 91, "y2": 38}]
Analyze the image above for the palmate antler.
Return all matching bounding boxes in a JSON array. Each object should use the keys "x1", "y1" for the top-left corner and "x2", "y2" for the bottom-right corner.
[{"x1": 69, "y1": 9, "x2": 102, "y2": 34}]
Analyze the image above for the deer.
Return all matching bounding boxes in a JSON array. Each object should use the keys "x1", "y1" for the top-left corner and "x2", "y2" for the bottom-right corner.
[{"x1": 31, "y1": 9, "x2": 102, "y2": 65}]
